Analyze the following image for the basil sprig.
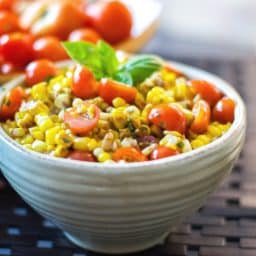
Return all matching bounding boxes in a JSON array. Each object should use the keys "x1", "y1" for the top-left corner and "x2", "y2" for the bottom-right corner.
[{"x1": 62, "y1": 41, "x2": 162, "y2": 86}]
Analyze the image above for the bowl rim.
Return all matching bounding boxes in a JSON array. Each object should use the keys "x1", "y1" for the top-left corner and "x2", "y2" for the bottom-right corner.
[{"x1": 0, "y1": 60, "x2": 246, "y2": 173}]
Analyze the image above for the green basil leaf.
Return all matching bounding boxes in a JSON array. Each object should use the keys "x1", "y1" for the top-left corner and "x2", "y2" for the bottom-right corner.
[
  {"x1": 114, "y1": 71, "x2": 133, "y2": 85},
  {"x1": 118, "y1": 55, "x2": 163, "y2": 85},
  {"x1": 62, "y1": 41, "x2": 103, "y2": 80},
  {"x1": 97, "y1": 41, "x2": 118, "y2": 77}
]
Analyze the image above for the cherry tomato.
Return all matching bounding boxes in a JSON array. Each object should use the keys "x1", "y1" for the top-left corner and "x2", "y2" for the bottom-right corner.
[
  {"x1": 99, "y1": 78, "x2": 137, "y2": 105},
  {"x1": 164, "y1": 65, "x2": 184, "y2": 77},
  {"x1": 33, "y1": 36, "x2": 68, "y2": 61},
  {"x1": 85, "y1": 0, "x2": 132, "y2": 44},
  {"x1": 0, "y1": 33, "x2": 34, "y2": 67},
  {"x1": 0, "y1": 61, "x2": 19, "y2": 74},
  {"x1": 67, "y1": 150, "x2": 96, "y2": 162},
  {"x1": 72, "y1": 65, "x2": 98, "y2": 99},
  {"x1": 148, "y1": 104, "x2": 186, "y2": 134},
  {"x1": 0, "y1": 0, "x2": 16, "y2": 10},
  {"x1": 213, "y1": 97, "x2": 235, "y2": 124},
  {"x1": 150, "y1": 146, "x2": 179, "y2": 160},
  {"x1": 27, "y1": 2, "x2": 86, "y2": 39},
  {"x1": 190, "y1": 100, "x2": 211, "y2": 134},
  {"x1": 188, "y1": 80, "x2": 222, "y2": 107},
  {"x1": 64, "y1": 104, "x2": 100, "y2": 135},
  {"x1": 0, "y1": 86, "x2": 25, "y2": 121},
  {"x1": 25, "y1": 59, "x2": 58, "y2": 86},
  {"x1": 112, "y1": 147, "x2": 147, "y2": 162},
  {"x1": 0, "y1": 11, "x2": 21, "y2": 36},
  {"x1": 68, "y1": 28, "x2": 101, "y2": 44}
]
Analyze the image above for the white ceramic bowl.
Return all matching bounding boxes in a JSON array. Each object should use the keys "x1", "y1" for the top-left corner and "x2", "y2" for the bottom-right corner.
[{"x1": 0, "y1": 61, "x2": 246, "y2": 254}]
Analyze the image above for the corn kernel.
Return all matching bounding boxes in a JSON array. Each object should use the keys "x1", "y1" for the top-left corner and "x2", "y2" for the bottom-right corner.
[
  {"x1": 20, "y1": 134, "x2": 34, "y2": 145},
  {"x1": 15, "y1": 112, "x2": 34, "y2": 128},
  {"x1": 31, "y1": 82, "x2": 49, "y2": 101},
  {"x1": 29, "y1": 127, "x2": 44, "y2": 140},
  {"x1": 10, "y1": 128, "x2": 26, "y2": 137},
  {"x1": 73, "y1": 137, "x2": 91, "y2": 151},
  {"x1": 88, "y1": 139, "x2": 98, "y2": 151},
  {"x1": 191, "y1": 139, "x2": 204, "y2": 149},
  {"x1": 32, "y1": 140, "x2": 48, "y2": 153},
  {"x1": 52, "y1": 145, "x2": 69, "y2": 157},
  {"x1": 112, "y1": 97, "x2": 127, "y2": 108},
  {"x1": 45, "y1": 126, "x2": 62, "y2": 145},
  {"x1": 55, "y1": 130, "x2": 73, "y2": 147},
  {"x1": 98, "y1": 152, "x2": 111, "y2": 162}
]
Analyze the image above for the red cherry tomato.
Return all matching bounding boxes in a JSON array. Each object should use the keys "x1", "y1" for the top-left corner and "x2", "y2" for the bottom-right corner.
[
  {"x1": 213, "y1": 97, "x2": 235, "y2": 124},
  {"x1": 0, "y1": 11, "x2": 21, "y2": 35},
  {"x1": 25, "y1": 59, "x2": 58, "y2": 86},
  {"x1": 0, "y1": 0, "x2": 16, "y2": 10},
  {"x1": 0, "y1": 86, "x2": 26, "y2": 121},
  {"x1": 64, "y1": 104, "x2": 100, "y2": 135},
  {"x1": 33, "y1": 36, "x2": 68, "y2": 61},
  {"x1": 0, "y1": 33, "x2": 34, "y2": 67},
  {"x1": 150, "y1": 146, "x2": 179, "y2": 160},
  {"x1": 112, "y1": 147, "x2": 147, "y2": 162},
  {"x1": 148, "y1": 104, "x2": 186, "y2": 134},
  {"x1": 85, "y1": 0, "x2": 132, "y2": 44},
  {"x1": 188, "y1": 80, "x2": 223, "y2": 106},
  {"x1": 0, "y1": 61, "x2": 19, "y2": 74},
  {"x1": 99, "y1": 78, "x2": 137, "y2": 105},
  {"x1": 72, "y1": 65, "x2": 99, "y2": 99},
  {"x1": 68, "y1": 28, "x2": 101, "y2": 44},
  {"x1": 67, "y1": 150, "x2": 96, "y2": 162},
  {"x1": 190, "y1": 100, "x2": 211, "y2": 134}
]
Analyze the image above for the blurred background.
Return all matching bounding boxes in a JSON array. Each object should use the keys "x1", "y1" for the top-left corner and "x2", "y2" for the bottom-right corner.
[{"x1": 145, "y1": 0, "x2": 256, "y2": 59}]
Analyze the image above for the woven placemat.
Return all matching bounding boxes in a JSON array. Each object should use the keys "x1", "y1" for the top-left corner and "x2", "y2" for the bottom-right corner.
[{"x1": 0, "y1": 57, "x2": 255, "y2": 256}]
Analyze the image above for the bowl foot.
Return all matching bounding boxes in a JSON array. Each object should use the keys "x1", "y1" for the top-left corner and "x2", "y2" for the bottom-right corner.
[{"x1": 64, "y1": 231, "x2": 169, "y2": 254}]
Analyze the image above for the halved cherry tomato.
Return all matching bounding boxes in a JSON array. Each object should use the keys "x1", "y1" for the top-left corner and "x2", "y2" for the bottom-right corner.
[
  {"x1": 0, "y1": 0, "x2": 16, "y2": 10},
  {"x1": 148, "y1": 104, "x2": 186, "y2": 134},
  {"x1": 0, "y1": 11, "x2": 21, "y2": 36},
  {"x1": 213, "y1": 97, "x2": 235, "y2": 124},
  {"x1": 68, "y1": 28, "x2": 101, "y2": 44},
  {"x1": 64, "y1": 104, "x2": 100, "y2": 135},
  {"x1": 72, "y1": 65, "x2": 99, "y2": 99},
  {"x1": 112, "y1": 147, "x2": 147, "y2": 162},
  {"x1": 99, "y1": 78, "x2": 137, "y2": 105},
  {"x1": 85, "y1": 0, "x2": 132, "y2": 44},
  {"x1": 67, "y1": 150, "x2": 96, "y2": 162},
  {"x1": 0, "y1": 33, "x2": 34, "y2": 67},
  {"x1": 190, "y1": 100, "x2": 211, "y2": 134},
  {"x1": 25, "y1": 59, "x2": 58, "y2": 86},
  {"x1": 0, "y1": 86, "x2": 25, "y2": 121},
  {"x1": 33, "y1": 36, "x2": 68, "y2": 61},
  {"x1": 150, "y1": 146, "x2": 179, "y2": 160},
  {"x1": 188, "y1": 80, "x2": 222, "y2": 106},
  {"x1": 164, "y1": 65, "x2": 184, "y2": 77}
]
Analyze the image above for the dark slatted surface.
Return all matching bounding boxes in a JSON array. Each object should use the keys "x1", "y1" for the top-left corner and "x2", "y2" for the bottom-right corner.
[{"x1": 0, "y1": 57, "x2": 255, "y2": 256}]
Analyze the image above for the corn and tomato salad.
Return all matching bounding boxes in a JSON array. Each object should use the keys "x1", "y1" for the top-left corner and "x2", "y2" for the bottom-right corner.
[{"x1": 0, "y1": 42, "x2": 235, "y2": 163}]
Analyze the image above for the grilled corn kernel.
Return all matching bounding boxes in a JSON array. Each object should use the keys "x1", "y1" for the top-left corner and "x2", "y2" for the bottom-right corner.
[
  {"x1": 29, "y1": 127, "x2": 44, "y2": 140},
  {"x1": 32, "y1": 140, "x2": 47, "y2": 153},
  {"x1": 10, "y1": 128, "x2": 26, "y2": 137},
  {"x1": 15, "y1": 112, "x2": 34, "y2": 128},
  {"x1": 52, "y1": 145, "x2": 69, "y2": 157},
  {"x1": 112, "y1": 97, "x2": 127, "y2": 108},
  {"x1": 111, "y1": 107, "x2": 127, "y2": 129},
  {"x1": 73, "y1": 137, "x2": 90, "y2": 151},
  {"x1": 135, "y1": 92, "x2": 146, "y2": 109},
  {"x1": 31, "y1": 82, "x2": 48, "y2": 101},
  {"x1": 88, "y1": 139, "x2": 98, "y2": 151},
  {"x1": 98, "y1": 152, "x2": 111, "y2": 162},
  {"x1": 20, "y1": 101, "x2": 49, "y2": 115},
  {"x1": 45, "y1": 126, "x2": 62, "y2": 145},
  {"x1": 191, "y1": 139, "x2": 205, "y2": 149},
  {"x1": 54, "y1": 93, "x2": 71, "y2": 109},
  {"x1": 55, "y1": 130, "x2": 73, "y2": 147},
  {"x1": 20, "y1": 134, "x2": 34, "y2": 145},
  {"x1": 146, "y1": 87, "x2": 174, "y2": 105}
]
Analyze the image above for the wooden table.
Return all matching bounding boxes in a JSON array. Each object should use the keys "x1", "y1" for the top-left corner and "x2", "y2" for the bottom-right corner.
[{"x1": 0, "y1": 37, "x2": 255, "y2": 255}]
